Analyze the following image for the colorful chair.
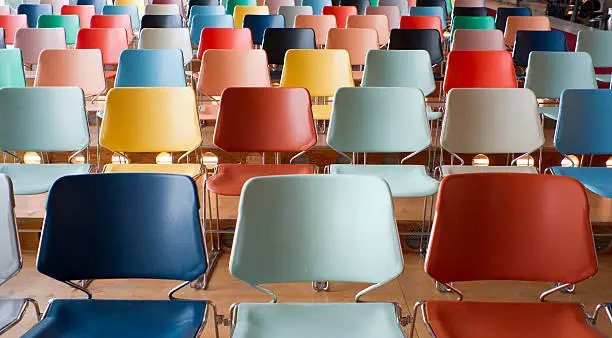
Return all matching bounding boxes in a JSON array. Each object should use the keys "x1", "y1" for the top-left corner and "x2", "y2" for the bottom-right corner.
[
  {"x1": 264, "y1": 0, "x2": 294, "y2": 13},
  {"x1": 503, "y1": 15, "x2": 550, "y2": 47},
  {"x1": 114, "y1": 0, "x2": 146, "y2": 19},
  {"x1": 140, "y1": 14, "x2": 182, "y2": 28},
  {"x1": 409, "y1": 6, "x2": 446, "y2": 30},
  {"x1": 301, "y1": 0, "x2": 331, "y2": 14},
  {"x1": 339, "y1": 0, "x2": 368, "y2": 14},
  {"x1": 0, "y1": 49, "x2": 26, "y2": 88},
  {"x1": 76, "y1": 28, "x2": 129, "y2": 79},
  {"x1": 233, "y1": 5, "x2": 269, "y2": 28},
  {"x1": 77, "y1": 0, "x2": 107, "y2": 14},
  {"x1": 322, "y1": 5, "x2": 357, "y2": 28},
  {"x1": 262, "y1": 27, "x2": 316, "y2": 80},
  {"x1": 37, "y1": 14, "x2": 80, "y2": 44},
  {"x1": 226, "y1": 0, "x2": 256, "y2": 14},
  {"x1": 60, "y1": 5, "x2": 95, "y2": 28},
  {"x1": 326, "y1": 28, "x2": 378, "y2": 81},
  {"x1": 16, "y1": 4, "x2": 52, "y2": 28},
  {"x1": 294, "y1": 14, "x2": 335, "y2": 46},
  {"x1": 346, "y1": 14, "x2": 390, "y2": 45},
  {"x1": 102, "y1": 5, "x2": 140, "y2": 30},
  {"x1": 366, "y1": 6, "x2": 400, "y2": 29},
  {"x1": 399, "y1": 15, "x2": 444, "y2": 41},
  {"x1": 0, "y1": 5, "x2": 9, "y2": 15},
  {"x1": 443, "y1": 50, "x2": 517, "y2": 93},
  {"x1": 0, "y1": 15, "x2": 28, "y2": 44},
  {"x1": 575, "y1": 30, "x2": 612, "y2": 83},
  {"x1": 512, "y1": 30, "x2": 567, "y2": 67},
  {"x1": 450, "y1": 15, "x2": 494, "y2": 39},
  {"x1": 115, "y1": 49, "x2": 186, "y2": 87},
  {"x1": 144, "y1": 4, "x2": 182, "y2": 15},
  {"x1": 40, "y1": 0, "x2": 67, "y2": 14},
  {"x1": 278, "y1": 5, "x2": 312, "y2": 27},
  {"x1": 90, "y1": 14, "x2": 134, "y2": 44},
  {"x1": 14, "y1": 28, "x2": 67, "y2": 69},
  {"x1": 451, "y1": 29, "x2": 505, "y2": 51},
  {"x1": 197, "y1": 27, "x2": 252, "y2": 59},
  {"x1": 388, "y1": 29, "x2": 444, "y2": 66},
  {"x1": 495, "y1": 6, "x2": 531, "y2": 31},
  {"x1": 138, "y1": 28, "x2": 193, "y2": 65},
  {"x1": 243, "y1": 14, "x2": 284, "y2": 44},
  {"x1": 454, "y1": 0, "x2": 484, "y2": 6},
  {"x1": 452, "y1": 6, "x2": 487, "y2": 17},
  {"x1": 379, "y1": 0, "x2": 408, "y2": 15},
  {"x1": 189, "y1": 14, "x2": 233, "y2": 44},
  {"x1": 190, "y1": 0, "x2": 220, "y2": 15},
  {"x1": 188, "y1": 5, "x2": 225, "y2": 23},
  {"x1": 416, "y1": 0, "x2": 448, "y2": 15}
]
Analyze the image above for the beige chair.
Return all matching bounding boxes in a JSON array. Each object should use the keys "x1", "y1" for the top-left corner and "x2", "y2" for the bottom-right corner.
[
  {"x1": 144, "y1": 4, "x2": 182, "y2": 15},
  {"x1": 347, "y1": 14, "x2": 390, "y2": 46},
  {"x1": 451, "y1": 29, "x2": 505, "y2": 51},
  {"x1": 504, "y1": 16, "x2": 550, "y2": 47}
]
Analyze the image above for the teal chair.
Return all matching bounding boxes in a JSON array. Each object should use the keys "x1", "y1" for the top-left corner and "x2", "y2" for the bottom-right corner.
[
  {"x1": 228, "y1": 175, "x2": 406, "y2": 337},
  {"x1": 575, "y1": 30, "x2": 612, "y2": 84},
  {"x1": 0, "y1": 49, "x2": 26, "y2": 88},
  {"x1": 524, "y1": 51, "x2": 597, "y2": 120},
  {"x1": 450, "y1": 15, "x2": 494, "y2": 39},
  {"x1": 37, "y1": 14, "x2": 80, "y2": 44},
  {"x1": 0, "y1": 87, "x2": 92, "y2": 195},
  {"x1": 225, "y1": 0, "x2": 256, "y2": 15},
  {"x1": 188, "y1": 5, "x2": 225, "y2": 23},
  {"x1": 115, "y1": 49, "x2": 187, "y2": 87}
]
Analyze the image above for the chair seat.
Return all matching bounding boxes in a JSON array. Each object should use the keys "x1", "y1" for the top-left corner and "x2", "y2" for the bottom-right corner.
[
  {"x1": 0, "y1": 298, "x2": 26, "y2": 332},
  {"x1": 329, "y1": 164, "x2": 438, "y2": 197},
  {"x1": 551, "y1": 166, "x2": 612, "y2": 198},
  {"x1": 313, "y1": 104, "x2": 332, "y2": 120},
  {"x1": 206, "y1": 164, "x2": 315, "y2": 196},
  {"x1": 426, "y1": 106, "x2": 442, "y2": 120},
  {"x1": 596, "y1": 74, "x2": 611, "y2": 83},
  {"x1": 425, "y1": 301, "x2": 603, "y2": 338},
  {"x1": 232, "y1": 302, "x2": 405, "y2": 338},
  {"x1": 539, "y1": 106, "x2": 559, "y2": 120},
  {"x1": 199, "y1": 104, "x2": 219, "y2": 121},
  {"x1": 103, "y1": 163, "x2": 202, "y2": 177},
  {"x1": 21, "y1": 299, "x2": 207, "y2": 338},
  {"x1": 441, "y1": 165, "x2": 538, "y2": 176},
  {"x1": 0, "y1": 164, "x2": 92, "y2": 195}
]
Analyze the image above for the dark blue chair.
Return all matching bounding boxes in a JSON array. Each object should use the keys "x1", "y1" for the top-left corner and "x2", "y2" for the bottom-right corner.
[
  {"x1": 77, "y1": 0, "x2": 107, "y2": 14},
  {"x1": 512, "y1": 30, "x2": 567, "y2": 67},
  {"x1": 115, "y1": 49, "x2": 187, "y2": 87},
  {"x1": 243, "y1": 14, "x2": 284, "y2": 45},
  {"x1": 102, "y1": 5, "x2": 140, "y2": 30},
  {"x1": 141, "y1": 14, "x2": 183, "y2": 29},
  {"x1": 495, "y1": 7, "x2": 531, "y2": 31},
  {"x1": 550, "y1": 89, "x2": 612, "y2": 198},
  {"x1": 0, "y1": 29, "x2": 5, "y2": 49},
  {"x1": 17, "y1": 4, "x2": 53, "y2": 28},
  {"x1": 20, "y1": 173, "x2": 214, "y2": 338}
]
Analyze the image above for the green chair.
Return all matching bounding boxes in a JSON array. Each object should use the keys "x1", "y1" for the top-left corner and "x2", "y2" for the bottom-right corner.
[
  {"x1": 0, "y1": 49, "x2": 26, "y2": 88},
  {"x1": 228, "y1": 174, "x2": 406, "y2": 338},
  {"x1": 225, "y1": 0, "x2": 256, "y2": 15},
  {"x1": 451, "y1": 15, "x2": 494, "y2": 39},
  {"x1": 524, "y1": 51, "x2": 597, "y2": 120},
  {"x1": 37, "y1": 14, "x2": 80, "y2": 44},
  {"x1": 575, "y1": 30, "x2": 612, "y2": 83}
]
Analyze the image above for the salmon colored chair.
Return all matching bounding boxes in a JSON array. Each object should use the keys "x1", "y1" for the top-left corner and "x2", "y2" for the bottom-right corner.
[
  {"x1": 233, "y1": 5, "x2": 269, "y2": 28},
  {"x1": 366, "y1": 5, "x2": 401, "y2": 29},
  {"x1": 0, "y1": 15, "x2": 28, "y2": 44},
  {"x1": 60, "y1": 5, "x2": 95, "y2": 28},
  {"x1": 264, "y1": 0, "x2": 294, "y2": 14},
  {"x1": 454, "y1": 0, "x2": 484, "y2": 7},
  {"x1": 90, "y1": 14, "x2": 134, "y2": 44},
  {"x1": 76, "y1": 28, "x2": 129, "y2": 79},
  {"x1": 504, "y1": 16, "x2": 550, "y2": 47},
  {"x1": 399, "y1": 15, "x2": 443, "y2": 41},
  {"x1": 347, "y1": 14, "x2": 390, "y2": 46},
  {"x1": 14, "y1": 28, "x2": 67, "y2": 66},
  {"x1": 451, "y1": 29, "x2": 505, "y2": 51},
  {"x1": 294, "y1": 14, "x2": 336, "y2": 46},
  {"x1": 326, "y1": 28, "x2": 378, "y2": 81},
  {"x1": 197, "y1": 28, "x2": 252, "y2": 59},
  {"x1": 322, "y1": 5, "x2": 357, "y2": 28},
  {"x1": 412, "y1": 173, "x2": 601, "y2": 338},
  {"x1": 443, "y1": 50, "x2": 517, "y2": 93}
]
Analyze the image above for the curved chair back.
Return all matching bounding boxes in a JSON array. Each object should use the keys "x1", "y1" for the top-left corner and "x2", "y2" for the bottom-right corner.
[
  {"x1": 90, "y1": 14, "x2": 134, "y2": 44},
  {"x1": 0, "y1": 15, "x2": 28, "y2": 44},
  {"x1": 427, "y1": 173, "x2": 596, "y2": 284},
  {"x1": 100, "y1": 87, "x2": 201, "y2": 153},
  {"x1": 60, "y1": 5, "x2": 95, "y2": 28},
  {"x1": 416, "y1": 0, "x2": 447, "y2": 15},
  {"x1": 495, "y1": 6, "x2": 531, "y2": 31},
  {"x1": 322, "y1": 5, "x2": 357, "y2": 28},
  {"x1": 504, "y1": 15, "x2": 550, "y2": 47},
  {"x1": 115, "y1": 49, "x2": 186, "y2": 87},
  {"x1": 37, "y1": 14, "x2": 80, "y2": 44},
  {"x1": 451, "y1": 29, "x2": 505, "y2": 51},
  {"x1": 294, "y1": 14, "x2": 335, "y2": 46},
  {"x1": 77, "y1": 0, "x2": 107, "y2": 14},
  {"x1": 441, "y1": 88, "x2": 543, "y2": 154},
  {"x1": 339, "y1": 0, "x2": 367, "y2": 14},
  {"x1": 140, "y1": 14, "x2": 182, "y2": 28},
  {"x1": 115, "y1": 0, "x2": 146, "y2": 19},
  {"x1": 366, "y1": 6, "x2": 400, "y2": 29},
  {"x1": 388, "y1": 28, "x2": 443, "y2": 65},
  {"x1": 230, "y1": 175, "x2": 402, "y2": 285},
  {"x1": 35, "y1": 49, "x2": 105, "y2": 97},
  {"x1": 328, "y1": 87, "x2": 430, "y2": 153},
  {"x1": 233, "y1": 5, "x2": 269, "y2": 28},
  {"x1": 301, "y1": 0, "x2": 331, "y2": 14},
  {"x1": 265, "y1": 0, "x2": 294, "y2": 13},
  {"x1": 39, "y1": 174, "x2": 206, "y2": 283},
  {"x1": 278, "y1": 5, "x2": 312, "y2": 27},
  {"x1": 443, "y1": 50, "x2": 517, "y2": 93},
  {"x1": 346, "y1": 14, "x2": 389, "y2": 45},
  {"x1": 17, "y1": 4, "x2": 52, "y2": 28},
  {"x1": 226, "y1": 0, "x2": 257, "y2": 15},
  {"x1": 14, "y1": 28, "x2": 67, "y2": 65},
  {"x1": 575, "y1": 30, "x2": 612, "y2": 68},
  {"x1": 399, "y1": 15, "x2": 443, "y2": 41},
  {"x1": 452, "y1": 6, "x2": 487, "y2": 17},
  {"x1": 102, "y1": 5, "x2": 140, "y2": 30},
  {"x1": 525, "y1": 52, "x2": 596, "y2": 100},
  {"x1": 0, "y1": 49, "x2": 26, "y2": 88},
  {"x1": 409, "y1": 6, "x2": 446, "y2": 29},
  {"x1": 198, "y1": 49, "x2": 270, "y2": 96},
  {"x1": 0, "y1": 87, "x2": 89, "y2": 152},
  {"x1": 243, "y1": 14, "x2": 284, "y2": 44},
  {"x1": 139, "y1": 28, "x2": 193, "y2": 65},
  {"x1": 454, "y1": 0, "x2": 484, "y2": 7},
  {"x1": 40, "y1": 0, "x2": 68, "y2": 14},
  {"x1": 0, "y1": 174, "x2": 19, "y2": 287},
  {"x1": 451, "y1": 15, "x2": 494, "y2": 38},
  {"x1": 362, "y1": 50, "x2": 435, "y2": 96},
  {"x1": 512, "y1": 30, "x2": 567, "y2": 67},
  {"x1": 190, "y1": 0, "x2": 220, "y2": 15},
  {"x1": 144, "y1": 3, "x2": 181, "y2": 15},
  {"x1": 262, "y1": 27, "x2": 316, "y2": 64},
  {"x1": 326, "y1": 28, "x2": 378, "y2": 67},
  {"x1": 379, "y1": 0, "x2": 408, "y2": 15},
  {"x1": 197, "y1": 27, "x2": 252, "y2": 59},
  {"x1": 190, "y1": 14, "x2": 233, "y2": 44},
  {"x1": 76, "y1": 28, "x2": 129, "y2": 66},
  {"x1": 188, "y1": 5, "x2": 225, "y2": 22}
]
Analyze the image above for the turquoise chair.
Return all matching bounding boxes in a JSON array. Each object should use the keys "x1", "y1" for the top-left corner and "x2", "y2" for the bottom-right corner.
[
  {"x1": 188, "y1": 5, "x2": 225, "y2": 23},
  {"x1": 301, "y1": 0, "x2": 331, "y2": 14},
  {"x1": 225, "y1": 0, "x2": 256, "y2": 15},
  {"x1": 524, "y1": 51, "x2": 597, "y2": 120},
  {"x1": 0, "y1": 49, "x2": 26, "y2": 88},
  {"x1": 37, "y1": 14, "x2": 80, "y2": 44},
  {"x1": 228, "y1": 175, "x2": 406, "y2": 337},
  {"x1": 575, "y1": 30, "x2": 612, "y2": 84},
  {"x1": 102, "y1": 5, "x2": 140, "y2": 30},
  {"x1": 451, "y1": 15, "x2": 494, "y2": 39},
  {"x1": 0, "y1": 87, "x2": 91, "y2": 195},
  {"x1": 550, "y1": 89, "x2": 612, "y2": 198},
  {"x1": 189, "y1": 14, "x2": 233, "y2": 44},
  {"x1": 115, "y1": 49, "x2": 187, "y2": 87}
]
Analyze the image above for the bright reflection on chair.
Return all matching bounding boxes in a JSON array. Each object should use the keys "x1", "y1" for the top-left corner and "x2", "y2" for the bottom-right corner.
[
  {"x1": 200, "y1": 151, "x2": 218, "y2": 169},
  {"x1": 70, "y1": 155, "x2": 86, "y2": 164},
  {"x1": 23, "y1": 151, "x2": 41, "y2": 164},
  {"x1": 606, "y1": 156, "x2": 612, "y2": 168},
  {"x1": 516, "y1": 155, "x2": 535, "y2": 167},
  {"x1": 156, "y1": 152, "x2": 173, "y2": 164},
  {"x1": 111, "y1": 154, "x2": 129, "y2": 164},
  {"x1": 471, "y1": 154, "x2": 489, "y2": 166},
  {"x1": 561, "y1": 155, "x2": 580, "y2": 167}
]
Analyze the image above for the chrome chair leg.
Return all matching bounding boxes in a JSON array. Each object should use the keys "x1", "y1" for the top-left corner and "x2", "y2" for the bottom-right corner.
[{"x1": 312, "y1": 281, "x2": 329, "y2": 292}]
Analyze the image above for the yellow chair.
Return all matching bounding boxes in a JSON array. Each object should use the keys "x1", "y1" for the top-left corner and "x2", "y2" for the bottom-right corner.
[
  {"x1": 233, "y1": 5, "x2": 269, "y2": 28},
  {"x1": 280, "y1": 49, "x2": 354, "y2": 121},
  {"x1": 100, "y1": 87, "x2": 203, "y2": 177},
  {"x1": 115, "y1": 0, "x2": 146, "y2": 18}
]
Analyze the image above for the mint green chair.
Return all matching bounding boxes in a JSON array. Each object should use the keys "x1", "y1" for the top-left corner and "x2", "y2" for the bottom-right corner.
[
  {"x1": 575, "y1": 30, "x2": 612, "y2": 83},
  {"x1": 229, "y1": 175, "x2": 406, "y2": 338},
  {"x1": 37, "y1": 14, "x2": 80, "y2": 44},
  {"x1": 0, "y1": 49, "x2": 26, "y2": 88},
  {"x1": 451, "y1": 15, "x2": 494, "y2": 39},
  {"x1": 0, "y1": 87, "x2": 91, "y2": 195}
]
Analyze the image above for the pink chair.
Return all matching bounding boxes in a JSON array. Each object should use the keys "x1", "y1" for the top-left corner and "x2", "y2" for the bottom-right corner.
[
  {"x1": 264, "y1": 0, "x2": 294, "y2": 14},
  {"x1": 0, "y1": 15, "x2": 28, "y2": 44},
  {"x1": 14, "y1": 28, "x2": 67, "y2": 66},
  {"x1": 451, "y1": 29, "x2": 505, "y2": 51},
  {"x1": 0, "y1": 5, "x2": 10, "y2": 15},
  {"x1": 60, "y1": 5, "x2": 95, "y2": 28},
  {"x1": 366, "y1": 5, "x2": 400, "y2": 29},
  {"x1": 347, "y1": 14, "x2": 390, "y2": 46},
  {"x1": 90, "y1": 14, "x2": 134, "y2": 44},
  {"x1": 294, "y1": 14, "x2": 336, "y2": 46}
]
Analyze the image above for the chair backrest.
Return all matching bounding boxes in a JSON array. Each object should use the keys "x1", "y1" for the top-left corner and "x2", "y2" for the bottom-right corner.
[
  {"x1": 233, "y1": 5, "x2": 269, "y2": 28},
  {"x1": 451, "y1": 28, "x2": 505, "y2": 51},
  {"x1": 0, "y1": 87, "x2": 89, "y2": 152},
  {"x1": 37, "y1": 14, "x2": 80, "y2": 44},
  {"x1": 338, "y1": 0, "x2": 367, "y2": 13},
  {"x1": 399, "y1": 15, "x2": 443, "y2": 40},
  {"x1": 366, "y1": 6, "x2": 400, "y2": 29},
  {"x1": 328, "y1": 87, "x2": 430, "y2": 153},
  {"x1": 408, "y1": 6, "x2": 446, "y2": 29},
  {"x1": 554, "y1": 89, "x2": 612, "y2": 155},
  {"x1": 262, "y1": 28, "x2": 315, "y2": 64},
  {"x1": 346, "y1": 14, "x2": 389, "y2": 45},
  {"x1": 362, "y1": 49, "x2": 435, "y2": 95},
  {"x1": 0, "y1": 49, "x2": 26, "y2": 88},
  {"x1": 141, "y1": 14, "x2": 182, "y2": 28},
  {"x1": 322, "y1": 5, "x2": 357, "y2": 28},
  {"x1": 301, "y1": 0, "x2": 331, "y2": 14},
  {"x1": 388, "y1": 28, "x2": 443, "y2": 65},
  {"x1": 139, "y1": 28, "x2": 192, "y2": 65},
  {"x1": 265, "y1": 0, "x2": 294, "y2": 13},
  {"x1": 379, "y1": 0, "x2": 408, "y2": 15},
  {"x1": 504, "y1": 15, "x2": 550, "y2": 47},
  {"x1": 38, "y1": 173, "x2": 206, "y2": 283},
  {"x1": 280, "y1": 49, "x2": 354, "y2": 97},
  {"x1": 197, "y1": 27, "x2": 252, "y2": 59},
  {"x1": 575, "y1": 30, "x2": 612, "y2": 68},
  {"x1": 188, "y1": 5, "x2": 225, "y2": 22},
  {"x1": 0, "y1": 174, "x2": 19, "y2": 287},
  {"x1": 189, "y1": 0, "x2": 220, "y2": 15},
  {"x1": 452, "y1": 6, "x2": 487, "y2": 17},
  {"x1": 226, "y1": 0, "x2": 257, "y2": 15},
  {"x1": 76, "y1": 28, "x2": 128, "y2": 66},
  {"x1": 230, "y1": 175, "x2": 402, "y2": 285},
  {"x1": 278, "y1": 5, "x2": 312, "y2": 27},
  {"x1": 416, "y1": 0, "x2": 447, "y2": 14},
  {"x1": 115, "y1": 49, "x2": 186, "y2": 87},
  {"x1": 441, "y1": 88, "x2": 543, "y2": 154},
  {"x1": 17, "y1": 4, "x2": 52, "y2": 28},
  {"x1": 0, "y1": 15, "x2": 28, "y2": 44},
  {"x1": 294, "y1": 14, "x2": 335, "y2": 46},
  {"x1": 326, "y1": 28, "x2": 378, "y2": 66},
  {"x1": 35, "y1": 49, "x2": 105, "y2": 97},
  {"x1": 14, "y1": 28, "x2": 67, "y2": 65},
  {"x1": 90, "y1": 14, "x2": 134, "y2": 44},
  {"x1": 102, "y1": 5, "x2": 140, "y2": 30},
  {"x1": 144, "y1": 3, "x2": 181, "y2": 15},
  {"x1": 100, "y1": 87, "x2": 201, "y2": 153},
  {"x1": 453, "y1": 0, "x2": 483, "y2": 7},
  {"x1": 77, "y1": 0, "x2": 106, "y2": 14},
  {"x1": 451, "y1": 15, "x2": 494, "y2": 38},
  {"x1": 190, "y1": 14, "x2": 233, "y2": 44},
  {"x1": 243, "y1": 14, "x2": 284, "y2": 44},
  {"x1": 525, "y1": 52, "x2": 596, "y2": 100},
  {"x1": 115, "y1": 0, "x2": 145, "y2": 19},
  {"x1": 60, "y1": 4, "x2": 95, "y2": 28},
  {"x1": 198, "y1": 49, "x2": 270, "y2": 96},
  {"x1": 495, "y1": 6, "x2": 531, "y2": 31},
  {"x1": 40, "y1": 0, "x2": 68, "y2": 14},
  {"x1": 443, "y1": 50, "x2": 517, "y2": 93},
  {"x1": 512, "y1": 30, "x2": 567, "y2": 67},
  {"x1": 426, "y1": 173, "x2": 596, "y2": 284}
]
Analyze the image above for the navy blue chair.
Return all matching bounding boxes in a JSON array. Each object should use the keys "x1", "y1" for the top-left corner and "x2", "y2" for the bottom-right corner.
[
  {"x1": 512, "y1": 30, "x2": 567, "y2": 67},
  {"x1": 495, "y1": 6, "x2": 531, "y2": 31},
  {"x1": 78, "y1": 0, "x2": 107, "y2": 14},
  {"x1": 550, "y1": 89, "x2": 612, "y2": 198},
  {"x1": 141, "y1": 14, "x2": 183, "y2": 28},
  {"x1": 115, "y1": 49, "x2": 187, "y2": 87},
  {"x1": 243, "y1": 14, "x2": 284, "y2": 45},
  {"x1": 20, "y1": 173, "x2": 215, "y2": 338},
  {"x1": 0, "y1": 29, "x2": 5, "y2": 49},
  {"x1": 17, "y1": 4, "x2": 53, "y2": 28},
  {"x1": 102, "y1": 5, "x2": 140, "y2": 30}
]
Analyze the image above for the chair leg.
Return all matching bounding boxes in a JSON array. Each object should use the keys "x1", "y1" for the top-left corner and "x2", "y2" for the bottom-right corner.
[
  {"x1": 193, "y1": 183, "x2": 222, "y2": 290},
  {"x1": 312, "y1": 281, "x2": 329, "y2": 292}
]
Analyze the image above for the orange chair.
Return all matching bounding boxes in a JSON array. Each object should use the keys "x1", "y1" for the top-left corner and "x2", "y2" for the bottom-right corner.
[
  {"x1": 60, "y1": 5, "x2": 95, "y2": 28},
  {"x1": 326, "y1": 28, "x2": 378, "y2": 81},
  {"x1": 76, "y1": 28, "x2": 128, "y2": 70},
  {"x1": 347, "y1": 14, "x2": 390, "y2": 46},
  {"x1": 197, "y1": 27, "x2": 252, "y2": 60},
  {"x1": 294, "y1": 14, "x2": 336, "y2": 47},
  {"x1": 322, "y1": 5, "x2": 357, "y2": 28},
  {"x1": 90, "y1": 14, "x2": 134, "y2": 44},
  {"x1": 412, "y1": 173, "x2": 602, "y2": 338},
  {"x1": 443, "y1": 50, "x2": 517, "y2": 93},
  {"x1": 0, "y1": 15, "x2": 28, "y2": 44},
  {"x1": 504, "y1": 16, "x2": 550, "y2": 47},
  {"x1": 399, "y1": 15, "x2": 443, "y2": 41}
]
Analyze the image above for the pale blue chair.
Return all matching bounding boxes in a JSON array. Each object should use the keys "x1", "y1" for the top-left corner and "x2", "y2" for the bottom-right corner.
[
  {"x1": 102, "y1": 5, "x2": 140, "y2": 30},
  {"x1": 575, "y1": 30, "x2": 612, "y2": 84},
  {"x1": 189, "y1": 14, "x2": 233, "y2": 44},
  {"x1": 301, "y1": 0, "x2": 331, "y2": 14},
  {"x1": 115, "y1": 49, "x2": 187, "y2": 87},
  {"x1": 408, "y1": 6, "x2": 446, "y2": 29},
  {"x1": 188, "y1": 5, "x2": 225, "y2": 23}
]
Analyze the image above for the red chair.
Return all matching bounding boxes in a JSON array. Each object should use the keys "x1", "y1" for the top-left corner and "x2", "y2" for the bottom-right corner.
[
  {"x1": 412, "y1": 173, "x2": 602, "y2": 338},
  {"x1": 90, "y1": 14, "x2": 133, "y2": 44},
  {"x1": 443, "y1": 50, "x2": 517, "y2": 93},
  {"x1": 197, "y1": 27, "x2": 252, "y2": 60},
  {"x1": 76, "y1": 28, "x2": 128, "y2": 78},
  {"x1": 60, "y1": 5, "x2": 95, "y2": 28},
  {"x1": 322, "y1": 5, "x2": 357, "y2": 28},
  {"x1": 0, "y1": 15, "x2": 27, "y2": 44},
  {"x1": 399, "y1": 15, "x2": 443, "y2": 41}
]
